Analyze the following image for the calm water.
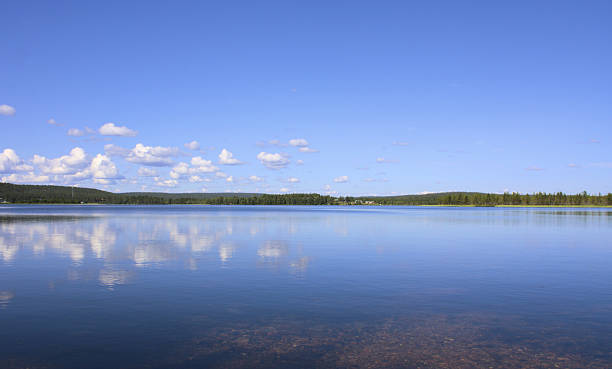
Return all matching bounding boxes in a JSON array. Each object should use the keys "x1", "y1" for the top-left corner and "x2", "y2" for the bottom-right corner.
[{"x1": 1, "y1": 205, "x2": 611, "y2": 368}]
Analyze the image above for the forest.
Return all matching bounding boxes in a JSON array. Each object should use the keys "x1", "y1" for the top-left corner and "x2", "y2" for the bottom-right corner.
[{"x1": 1, "y1": 183, "x2": 611, "y2": 206}]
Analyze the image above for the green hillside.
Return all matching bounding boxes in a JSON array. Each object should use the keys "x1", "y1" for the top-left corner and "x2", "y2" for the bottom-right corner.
[{"x1": 1, "y1": 182, "x2": 610, "y2": 206}]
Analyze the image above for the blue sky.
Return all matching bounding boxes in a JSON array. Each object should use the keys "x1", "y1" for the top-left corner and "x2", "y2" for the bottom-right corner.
[{"x1": 1, "y1": 1, "x2": 611, "y2": 195}]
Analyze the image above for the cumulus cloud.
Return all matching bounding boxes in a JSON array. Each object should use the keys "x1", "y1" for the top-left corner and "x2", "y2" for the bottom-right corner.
[
  {"x1": 218, "y1": 149, "x2": 242, "y2": 165},
  {"x1": 67, "y1": 128, "x2": 85, "y2": 137},
  {"x1": 99, "y1": 122, "x2": 138, "y2": 137},
  {"x1": 89, "y1": 154, "x2": 121, "y2": 183},
  {"x1": 287, "y1": 177, "x2": 300, "y2": 183},
  {"x1": 0, "y1": 105, "x2": 16, "y2": 116},
  {"x1": 226, "y1": 176, "x2": 234, "y2": 183},
  {"x1": 280, "y1": 187, "x2": 289, "y2": 193},
  {"x1": 249, "y1": 175, "x2": 263, "y2": 182},
  {"x1": 299, "y1": 147, "x2": 318, "y2": 153},
  {"x1": 33, "y1": 147, "x2": 89, "y2": 175},
  {"x1": 257, "y1": 152, "x2": 290, "y2": 169},
  {"x1": 62, "y1": 154, "x2": 122, "y2": 184},
  {"x1": 184, "y1": 141, "x2": 200, "y2": 150},
  {"x1": 567, "y1": 163, "x2": 579, "y2": 168},
  {"x1": 137, "y1": 167, "x2": 158, "y2": 177},
  {"x1": 191, "y1": 156, "x2": 219, "y2": 172},
  {"x1": 296, "y1": 159, "x2": 304, "y2": 165},
  {"x1": 155, "y1": 178, "x2": 178, "y2": 187},
  {"x1": 0, "y1": 149, "x2": 33, "y2": 173},
  {"x1": 334, "y1": 175, "x2": 349, "y2": 183},
  {"x1": 289, "y1": 138, "x2": 309, "y2": 147},
  {"x1": 189, "y1": 175, "x2": 204, "y2": 183},
  {"x1": 169, "y1": 157, "x2": 218, "y2": 179},
  {"x1": 26, "y1": 149, "x2": 122, "y2": 184},
  {"x1": 393, "y1": 141, "x2": 410, "y2": 146},
  {"x1": 119, "y1": 143, "x2": 179, "y2": 166},
  {"x1": 1, "y1": 172, "x2": 49, "y2": 183}
]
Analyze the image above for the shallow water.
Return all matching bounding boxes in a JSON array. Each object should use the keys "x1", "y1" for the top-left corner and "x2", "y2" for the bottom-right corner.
[{"x1": 1, "y1": 205, "x2": 611, "y2": 368}]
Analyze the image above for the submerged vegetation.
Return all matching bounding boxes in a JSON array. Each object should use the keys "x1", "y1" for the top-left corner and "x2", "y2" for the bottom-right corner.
[{"x1": 0, "y1": 182, "x2": 611, "y2": 206}]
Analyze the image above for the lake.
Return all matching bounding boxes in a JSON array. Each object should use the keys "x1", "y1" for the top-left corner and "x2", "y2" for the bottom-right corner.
[{"x1": 1, "y1": 205, "x2": 611, "y2": 368}]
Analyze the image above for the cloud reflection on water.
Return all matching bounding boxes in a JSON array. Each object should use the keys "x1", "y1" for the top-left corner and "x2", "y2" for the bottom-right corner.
[{"x1": 0, "y1": 214, "x2": 312, "y2": 288}]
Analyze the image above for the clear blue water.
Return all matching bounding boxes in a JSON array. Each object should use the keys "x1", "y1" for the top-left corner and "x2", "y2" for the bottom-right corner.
[{"x1": 1, "y1": 205, "x2": 611, "y2": 368}]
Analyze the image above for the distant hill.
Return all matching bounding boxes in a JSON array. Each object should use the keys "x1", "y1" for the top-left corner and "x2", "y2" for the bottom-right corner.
[
  {"x1": 0, "y1": 183, "x2": 258, "y2": 204},
  {"x1": 0, "y1": 183, "x2": 610, "y2": 206},
  {"x1": 359, "y1": 192, "x2": 486, "y2": 205}
]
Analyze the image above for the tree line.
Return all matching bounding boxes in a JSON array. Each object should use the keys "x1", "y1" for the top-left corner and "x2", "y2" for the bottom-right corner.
[
  {"x1": 361, "y1": 191, "x2": 612, "y2": 206},
  {"x1": 1, "y1": 183, "x2": 611, "y2": 206}
]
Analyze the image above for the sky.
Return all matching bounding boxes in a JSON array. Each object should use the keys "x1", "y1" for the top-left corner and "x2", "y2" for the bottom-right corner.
[{"x1": 1, "y1": 1, "x2": 611, "y2": 196}]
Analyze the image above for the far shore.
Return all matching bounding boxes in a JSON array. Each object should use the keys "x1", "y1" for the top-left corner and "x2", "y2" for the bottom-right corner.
[{"x1": 1, "y1": 203, "x2": 611, "y2": 208}]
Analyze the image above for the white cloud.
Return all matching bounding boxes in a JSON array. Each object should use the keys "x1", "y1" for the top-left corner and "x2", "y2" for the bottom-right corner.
[
  {"x1": 376, "y1": 157, "x2": 398, "y2": 164},
  {"x1": 218, "y1": 148, "x2": 242, "y2": 165},
  {"x1": 249, "y1": 175, "x2": 263, "y2": 182},
  {"x1": 99, "y1": 122, "x2": 138, "y2": 137},
  {"x1": 33, "y1": 147, "x2": 89, "y2": 175},
  {"x1": 287, "y1": 177, "x2": 300, "y2": 183},
  {"x1": 296, "y1": 159, "x2": 304, "y2": 165},
  {"x1": 155, "y1": 178, "x2": 178, "y2": 187},
  {"x1": 189, "y1": 175, "x2": 204, "y2": 183},
  {"x1": 299, "y1": 147, "x2": 318, "y2": 153},
  {"x1": 0, "y1": 149, "x2": 33, "y2": 173},
  {"x1": 0, "y1": 105, "x2": 16, "y2": 116},
  {"x1": 169, "y1": 157, "x2": 218, "y2": 179},
  {"x1": 137, "y1": 167, "x2": 158, "y2": 177},
  {"x1": 289, "y1": 138, "x2": 309, "y2": 147},
  {"x1": 393, "y1": 141, "x2": 410, "y2": 146},
  {"x1": 191, "y1": 156, "x2": 218, "y2": 172},
  {"x1": 1, "y1": 172, "x2": 49, "y2": 183},
  {"x1": 280, "y1": 187, "x2": 289, "y2": 193},
  {"x1": 124, "y1": 143, "x2": 179, "y2": 166},
  {"x1": 257, "y1": 152, "x2": 290, "y2": 169},
  {"x1": 567, "y1": 163, "x2": 579, "y2": 168},
  {"x1": 89, "y1": 154, "x2": 120, "y2": 182},
  {"x1": 67, "y1": 128, "x2": 85, "y2": 137},
  {"x1": 334, "y1": 175, "x2": 349, "y2": 183},
  {"x1": 169, "y1": 163, "x2": 189, "y2": 179},
  {"x1": 47, "y1": 118, "x2": 63, "y2": 126},
  {"x1": 184, "y1": 141, "x2": 200, "y2": 150},
  {"x1": 63, "y1": 154, "x2": 122, "y2": 184},
  {"x1": 226, "y1": 176, "x2": 234, "y2": 183}
]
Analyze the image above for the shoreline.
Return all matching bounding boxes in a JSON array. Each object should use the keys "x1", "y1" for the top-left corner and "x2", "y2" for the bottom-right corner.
[{"x1": 1, "y1": 203, "x2": 611, "y2": 208}]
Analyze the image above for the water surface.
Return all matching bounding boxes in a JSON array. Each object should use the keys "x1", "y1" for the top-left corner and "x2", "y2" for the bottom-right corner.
[{"x1": 1, "y1": 205, "x2": 611, "y2": 368}]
